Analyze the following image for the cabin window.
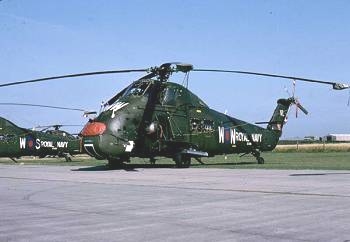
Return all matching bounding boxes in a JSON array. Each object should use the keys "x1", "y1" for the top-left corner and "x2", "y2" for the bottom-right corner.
[
  {"x1": 190, "y1": 118, "x2": 200, "y2": 131},
  {"x1": 0, "y1": 134, "x2": 14, "y2": 142},
  {"x1": 190, "y1": 118, "x2": 214, "y2": 133},
  {"x1": 202, "y1": 119, "x2": 215, "y2": 132}
]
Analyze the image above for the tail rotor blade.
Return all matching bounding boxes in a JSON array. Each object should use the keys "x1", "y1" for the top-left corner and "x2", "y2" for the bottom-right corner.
[
  {"x1": 292, "y1": 80, "x2": 296, "y2": 98},
  {"x1": 296, "y1": 102, "x2": 309, "y2": 115}
]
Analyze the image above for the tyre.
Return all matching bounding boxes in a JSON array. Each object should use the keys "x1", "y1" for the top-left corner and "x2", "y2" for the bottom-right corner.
[
  {"x1": 174, "y1": 154, "x2": 191, "y2": 168},
  {"x1": 107, "y1": 159, "x2": 124, "y2": 169},
  {"x1": 257, "y1": 157, "x2": 265, "y2": 164}
]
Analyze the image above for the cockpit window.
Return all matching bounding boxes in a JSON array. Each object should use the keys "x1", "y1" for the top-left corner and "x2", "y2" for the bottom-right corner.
[
  {"x1": 123, "y1": 81, "x2": 151, "y2": 98},
  {"x1": 102, "y1": 80, "x2": 152, "y2": 111},
  {"x1": 161, "y1": 87, "x2": 182, "y2": 106}
]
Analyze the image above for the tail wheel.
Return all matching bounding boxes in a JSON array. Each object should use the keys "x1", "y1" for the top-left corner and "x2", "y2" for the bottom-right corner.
[
  {"x1": 64, "y1": 155, "x2": 72, "y2": 162},
  {"x1": 174, "y1": 154, "x2": 191, "y2": 168},
  {"x1": 252, "y1": 150, "x2": 265, "y2": 164}
]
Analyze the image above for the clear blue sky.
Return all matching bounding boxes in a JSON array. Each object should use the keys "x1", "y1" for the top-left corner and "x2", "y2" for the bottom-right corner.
[{"x1": 0, "y1": 0, "x2": 349, "y2": 138}]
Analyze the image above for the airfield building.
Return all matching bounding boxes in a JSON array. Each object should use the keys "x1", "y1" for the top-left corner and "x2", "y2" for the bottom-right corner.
[{"x1": 324, "y1": 134, "x2": 350, "y2": 142}]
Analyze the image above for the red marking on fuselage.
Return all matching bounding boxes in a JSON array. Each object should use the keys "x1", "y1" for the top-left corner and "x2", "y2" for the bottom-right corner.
[
  {"x1": 225, "y1": 129, "x2": 230, "y2": 142},
  {"x1": 28, "y1": 140, "x2": 33, "y2": 148}
]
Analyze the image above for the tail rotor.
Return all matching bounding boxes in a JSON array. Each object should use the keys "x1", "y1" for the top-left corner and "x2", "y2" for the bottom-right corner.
[{"x1": 285, "y1": 80, "x2": 309, "y2": 118}]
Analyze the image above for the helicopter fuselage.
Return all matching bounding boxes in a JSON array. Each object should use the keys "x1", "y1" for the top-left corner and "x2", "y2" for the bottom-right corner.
[
  {"x1": 81, "y1": 79, "x2": 285, "y2": 166},
  {"x1": 0, "y1": 117, "x2": 81, "y2": 159}
]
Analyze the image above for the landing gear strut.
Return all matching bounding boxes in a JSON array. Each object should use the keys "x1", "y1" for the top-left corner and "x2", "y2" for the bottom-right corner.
[
  {"x1": 150, "y1": 157, "x2": 156, "y2": 165},
  {"x1": 252, "y1": 150, "x2": 264, "y2": 164},
  {"x1": 173, "y1": 153, "x2": 191, "y2": 168},
  {"x1": 63, "y1": 153, "x2": 72, "y2": 162}
]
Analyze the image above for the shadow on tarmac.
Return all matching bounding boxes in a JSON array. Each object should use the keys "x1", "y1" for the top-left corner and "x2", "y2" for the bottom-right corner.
[
  {"x1": 72, "y1": 163, "x2": 176, "y2": 172},
  {"x1": 290, "y1": 172, "x2": 350, "y2": 176},
  {"x1": 191, "y1": 161, "x2": 257, "y2": 167},
  {"x1": 72, "y1": 161, "x2": 257, "y2": 172}
]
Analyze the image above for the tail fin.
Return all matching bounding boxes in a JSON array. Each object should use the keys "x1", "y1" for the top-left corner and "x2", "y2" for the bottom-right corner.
[
  {"x1": 267, "y1": 98, "x2": 294, "y2": 136},
  {"x1": 0, "y1": 117, "x2": 24, "y2": 135}
]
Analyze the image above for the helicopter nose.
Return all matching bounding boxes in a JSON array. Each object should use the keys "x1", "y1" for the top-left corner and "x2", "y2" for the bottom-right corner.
[
  {"x1": 81, "y1": 121, "x2": 133, "y2": 159},
  {"x1": 80, "y1": 122, "x2": 106, "y2": 136},
  {"x1": 81, "y1": 121, "x2": 108, "y2": 159},
  {"x1": 82, "y1": 135, "x2": 125, "y2": 159}
]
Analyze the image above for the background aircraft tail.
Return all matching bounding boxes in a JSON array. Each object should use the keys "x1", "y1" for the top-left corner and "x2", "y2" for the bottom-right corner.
[{"x1": 0, "y1": 117, "x2": 26, "y2": 134}]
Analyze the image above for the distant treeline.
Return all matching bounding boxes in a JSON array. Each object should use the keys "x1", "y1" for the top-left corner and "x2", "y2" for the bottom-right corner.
[
  {"x1": 278, "y1": 140, "x2": 350, "y2": 145},
  {"x1": 275, "y1": 142, "x2": 350, "y2": 152}
]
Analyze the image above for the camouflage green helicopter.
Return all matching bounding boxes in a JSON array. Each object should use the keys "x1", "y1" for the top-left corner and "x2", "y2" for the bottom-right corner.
[
  {"x1": 0, "y1": 116, "x2": 82, "y2": 162},
  {"x1": 1, "y1": 63, "x2": 349, "y2": 167}
]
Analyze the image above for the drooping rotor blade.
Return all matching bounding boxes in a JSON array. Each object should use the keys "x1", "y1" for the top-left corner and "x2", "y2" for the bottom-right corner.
[
  {"x1": 193, "y1": 69, "x2": 350, "y2": 90},
  {"x1": 0, "y1": 102, "x2": 86, "y2": 112},
  {"x1": 35, "y1": 124, "x2": 83, "y2": 131},
  {"x1": 35, "y1": 124, "x2": 82, "y2": 129},
  {"x1": 83, "y1": 111, "x2": 97, "y2": 117},
  {"x1": 2, "y1": 63, "x2": 348, "y2": 90},
  {"x1": 0, "y1": 69, "x2": 148, "y2": 88},
  {"x1": 255, "y1": 121, "x2": 280, "y2": 125}
]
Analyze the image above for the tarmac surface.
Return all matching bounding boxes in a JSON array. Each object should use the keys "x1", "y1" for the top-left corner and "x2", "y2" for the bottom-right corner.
[{"x1": 1, "y1": 164, "x2": 350, "y2": 242}]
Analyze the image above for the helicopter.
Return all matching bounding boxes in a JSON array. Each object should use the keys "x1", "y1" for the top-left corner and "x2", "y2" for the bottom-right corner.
[
  {"x1": 0, "y1": 116, "x2": 82, "y2": 162},
  {"x1": 1, "y1": 63, "x2": 349, "y2": 168}
]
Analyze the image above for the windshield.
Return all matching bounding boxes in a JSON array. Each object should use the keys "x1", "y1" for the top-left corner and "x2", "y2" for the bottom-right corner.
[
  {"x1": 122, "y1": 80, "x2": 151, "y2": 98},
  {"x1": 102, "y1": 80, "x2": 152, "y2": 111}
]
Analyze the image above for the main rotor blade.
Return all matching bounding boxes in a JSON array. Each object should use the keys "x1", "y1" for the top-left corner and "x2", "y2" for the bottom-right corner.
[
  {"x1": 193, "y1": 69, "x2": 350, "y2": 90},
  {"x1": 0, "y1": 69, "x2": 148, "y2": 88},
  {"x1": 35, "y1": 124, "x2": 82, "y2": 128},
  {"x1": 0, "y1": 102, "x2": 86, "y2": 112}
]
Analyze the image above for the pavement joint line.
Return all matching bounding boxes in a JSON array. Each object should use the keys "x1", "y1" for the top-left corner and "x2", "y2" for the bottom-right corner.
[{"x1": 1, "y1": 175, "x2": 349, "y2": 199}]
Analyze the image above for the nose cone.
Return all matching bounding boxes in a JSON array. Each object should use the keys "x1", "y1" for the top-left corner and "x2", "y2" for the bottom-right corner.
[
  {"x1": 81, "y1": 122, "x2": 106, "y2": 136},
  {"x1": 81, "y1": 121, "x2": 135, "y2": 160},
  {"x1": 80, "y1": 121, "x2": 107, "y2": 159}
]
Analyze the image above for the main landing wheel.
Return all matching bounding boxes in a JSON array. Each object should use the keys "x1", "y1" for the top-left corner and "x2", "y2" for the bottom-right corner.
[
  {"x1": 257, "y1": 156, "x2": 265, "y2": 164},
  {"x1": 107, "y1": 159, "x2": 123, "y2": 169},
  {"x1": 107, "y1": 157, "x2": 129, "y2": 169},
  {"x1": 174, "y1": 154, "x2": 191, "y2": 168},
  {"x1": 150, "y1": 157, "x2": 156, "y2": 165}
]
